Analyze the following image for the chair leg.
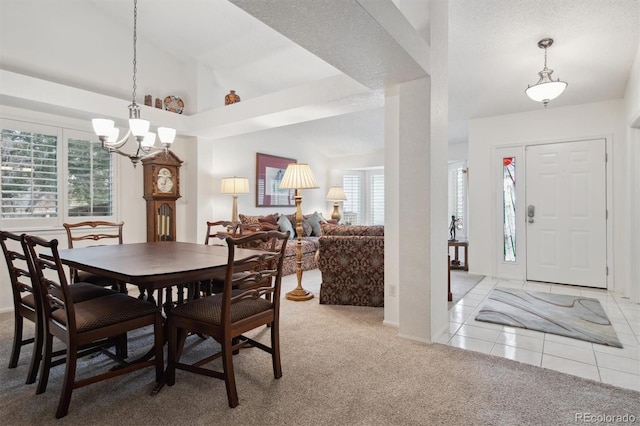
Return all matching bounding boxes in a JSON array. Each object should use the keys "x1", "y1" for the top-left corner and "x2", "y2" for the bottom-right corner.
[
  {"x1": 36, "y1": 332, "x2": 54, "y2": 395},
  {"x1": 25, "y1": 317, "x2": 43, "y2": 385},
  {"x1": 166, "y1": 322, "x2": 177, "y2": 386},
  {"x1": 153, "y1": 316, "x2": 164, "y2": 382},
  {"x1": 55, "y1": 345, "x2": 78, "y2": 419},
  {"x1": 9, "y1": 314, "x2": 23, "y2": 369},
  {"x1": 115, "y1": 333, "x2": 128, "y2": 359},
  {"x1": 222, "y1": 337, "x2": 239, "y2": 408},
  {"x1": 271, "y1": 320, "x2": 282, "y2": 379}
]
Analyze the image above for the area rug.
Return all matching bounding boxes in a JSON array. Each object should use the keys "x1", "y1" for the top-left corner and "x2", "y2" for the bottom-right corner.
[
  {"x1": 475, "y1": 288, "x2": 623, "y2": 348},
  {"x1": 449, "y1": 270, "x2": 485, "y2": 308}
]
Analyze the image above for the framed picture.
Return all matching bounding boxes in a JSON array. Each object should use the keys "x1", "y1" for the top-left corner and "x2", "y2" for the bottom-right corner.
[{"x1": 256, "y1": 153, "x2": 296, "y2": 207}]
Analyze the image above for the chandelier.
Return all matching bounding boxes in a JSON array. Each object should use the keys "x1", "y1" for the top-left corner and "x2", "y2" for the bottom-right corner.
[
  {"x1": 525, "y1": 38, "x2": 568, "y2": 107},
  {"x1": 91, "y1": 0, "x2": 176, "y2": 166}
]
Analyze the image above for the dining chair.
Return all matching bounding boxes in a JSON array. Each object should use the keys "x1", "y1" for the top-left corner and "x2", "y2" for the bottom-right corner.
[
  {"x1": 22, "y1": 235, "x2": 164, "y2": 419},
  {"x1": 166, "y1": 230, "x2": 289, "y2": 407},
  {"x1": 1, "y1": 231, "x2": 116, "y2": 386},
  {"x1": 204, "y1": 221, "x2": 277, "y2": 295},
  {"x1": 63, "y1": 221, "x2": 125, "y2": 291}
]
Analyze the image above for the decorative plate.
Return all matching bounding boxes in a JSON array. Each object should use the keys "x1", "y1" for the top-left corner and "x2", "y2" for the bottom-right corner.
[{"x1": 163, "y1": 96, "x2": 184, "y2": 114}]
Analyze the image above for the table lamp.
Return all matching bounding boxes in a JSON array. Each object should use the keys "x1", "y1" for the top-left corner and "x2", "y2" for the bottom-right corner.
[
  {"x1": 279, "y1": 163, "x2": 319, "y2": 301},
  {"x1": 326, "y1": 186, "x2": 347, "y2": 222},
  {"x1": 220, "y1": 177, "x2": 250, "y2": 222}
]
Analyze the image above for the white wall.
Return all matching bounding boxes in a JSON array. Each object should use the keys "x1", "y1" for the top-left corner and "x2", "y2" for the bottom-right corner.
[
  {"x1": 0, "y1": 1, "x2": 193, "y2": 113},
  {"x1": 623, "y1": 40, "x2": 640, "y2": 302},
  {"x1": 193, "y1": 131, "x2": 333, "y2": 244},
  {"x1": 468, "y1": 99, "x2": 630, "y2": 294},
  {"x1": 448, "y1": 141, "x2": 468, "y2": 161}
]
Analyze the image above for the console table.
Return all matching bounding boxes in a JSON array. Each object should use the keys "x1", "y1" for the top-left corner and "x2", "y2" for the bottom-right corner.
[{"x1": 448, "y1": 240, "x2": 468, "y2": 271}]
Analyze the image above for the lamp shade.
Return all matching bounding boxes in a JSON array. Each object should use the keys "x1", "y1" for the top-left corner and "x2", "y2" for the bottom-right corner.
[
  {"x1": 525, "y1": 71, "x2": 567, "y2": 103},
  {"x1": 220, "y1": 177, "x2": 250, "y2": 194},
  {"x1": 326, "y1": 186, "x2": 347, "y2": 201},
  {"x1": 279, "y1": 163, "x2": 319, "y2": 190}
]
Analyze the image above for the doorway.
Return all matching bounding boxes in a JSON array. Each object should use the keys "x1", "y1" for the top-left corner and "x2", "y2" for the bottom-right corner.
[{"x1": 525, "y1": 139, "x2": 607, "y2": 288}]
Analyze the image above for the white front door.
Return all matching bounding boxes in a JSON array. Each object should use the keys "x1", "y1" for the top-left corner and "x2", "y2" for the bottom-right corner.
[{"x1": 525, "y1": 139, "x2": 607, "y2": 288}]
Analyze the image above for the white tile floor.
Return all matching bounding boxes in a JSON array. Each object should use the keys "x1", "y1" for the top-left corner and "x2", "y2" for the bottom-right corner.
[{"x1": 436, "y1": 277, "x2": 640, "y2": 392}]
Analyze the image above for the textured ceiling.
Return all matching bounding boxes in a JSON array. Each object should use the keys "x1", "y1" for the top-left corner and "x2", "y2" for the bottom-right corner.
[{"x1": 7, "y1": 0, "x2": 640, "y2": 155}]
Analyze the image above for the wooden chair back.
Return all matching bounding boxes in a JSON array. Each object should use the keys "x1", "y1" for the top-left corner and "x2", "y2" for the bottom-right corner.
[
  {"x1": 167, "y1": 230, "x2": 290, "y2": 407},
  {"x1": 22, "y1": 234, "x2": 164, "y2": 418},
  {"x1": 63, "y1": 221, "x2": 124, "y2": 248},
  {"x1": 0, "y1": 230, "x2": 41, "y2": 383},
  {"x1": 62, "y1": 221, "x2": 124, "y2": 286},
  {"x1": 204, "y1": 220, "x2": 234, "y2": 245}
]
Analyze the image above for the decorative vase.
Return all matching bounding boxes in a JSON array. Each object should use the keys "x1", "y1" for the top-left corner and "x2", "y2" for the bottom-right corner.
[{"x1": 225, "y1": 90, "x2": 241, "y2": 105}]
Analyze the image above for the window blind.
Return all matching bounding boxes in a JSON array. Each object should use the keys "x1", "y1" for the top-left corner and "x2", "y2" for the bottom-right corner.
[
  {"x1": 342, "y1": 174, "x2": 361, "y2": 225},
  {"x1": 1, "y1": 128, "x2": 58, "y2": 218},
  {"x1": 370, "y1": 174, "x2": 384, "y2": 225}
]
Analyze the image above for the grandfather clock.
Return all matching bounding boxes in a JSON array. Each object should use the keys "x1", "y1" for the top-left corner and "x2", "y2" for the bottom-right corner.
[{"x1": 142, "y1": 151, "x2": 182, "y2": 242}]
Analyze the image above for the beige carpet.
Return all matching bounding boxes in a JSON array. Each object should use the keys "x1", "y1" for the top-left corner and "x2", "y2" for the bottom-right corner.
[{"x1": 0, "y1": 270, "x2": 638, "y2": 425}]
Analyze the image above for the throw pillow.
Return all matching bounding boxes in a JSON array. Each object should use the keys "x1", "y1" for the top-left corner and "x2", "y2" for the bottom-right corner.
[
  {"x1": 286, "y1": 213, "x2": 311, "y2": 237},
  {"x1": 301, "y1": 219, "x2": 313, "y2": 237},
  {"x1": 258, "y1": 214, "x2": 279, "y2": 226},
  {"x1": 305, "y1": 211, "x2": 324, "y2": 236},
  {"x1": 277, "y1": 214, "x2": 295, "y2": 239}
]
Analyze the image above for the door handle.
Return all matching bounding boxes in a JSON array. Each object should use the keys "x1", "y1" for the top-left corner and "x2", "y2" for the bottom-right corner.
[{"x1": 527, "y1": 205, "x2": 535, "y2": 223}]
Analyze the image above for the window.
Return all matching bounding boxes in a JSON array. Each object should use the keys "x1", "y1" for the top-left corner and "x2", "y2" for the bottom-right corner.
[
  {"x1": 67, "y1": 137, "x2": 113, "y2": 216},
  {"x1": 503, "y1": 157, "x2": 516, "y2": 262},
  {"x1": 370, "y1": 174, "x2": 384, "y2": 225},
  {"x1": 448, "y1": 161, "x2": 467, "y2": 240},
  {"x1": 0, "y1": 119, "x2": 115, "y2": 228},
  {"x1": 1, "y1": 124, "x2": 59, "y2": 224},
  {"x1": 342, "y1": 174, "x2": 361, "y2": 225},
  {"x1": 341, "y1": 169, "x2": 384, "y2": 225}
]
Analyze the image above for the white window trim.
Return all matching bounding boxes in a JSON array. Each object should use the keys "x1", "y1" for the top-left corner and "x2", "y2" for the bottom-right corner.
[{"x1": 0, "y1": 112, "x2": 119, "y2": 231}]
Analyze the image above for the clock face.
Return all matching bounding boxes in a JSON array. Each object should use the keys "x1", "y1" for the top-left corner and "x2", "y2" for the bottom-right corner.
[{"x1": 157, "y1": 167, "x2": 174, "y2": 193}]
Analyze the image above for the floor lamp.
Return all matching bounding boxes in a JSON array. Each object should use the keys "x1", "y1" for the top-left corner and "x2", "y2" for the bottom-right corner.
[
  {"x1": 326, "y1": 186, "x2": 347, "y2": 222},
  {"x1": 220, "y1": 176, "x2": 250, "y2": 222},
  {"x1": 279, "y1": 163, "x2": 319, "y2": 301}
]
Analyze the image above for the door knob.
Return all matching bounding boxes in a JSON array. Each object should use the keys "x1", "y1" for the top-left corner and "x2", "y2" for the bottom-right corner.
[{"x1": 527, "y1": 204, "x2": 535, "y2": 223}]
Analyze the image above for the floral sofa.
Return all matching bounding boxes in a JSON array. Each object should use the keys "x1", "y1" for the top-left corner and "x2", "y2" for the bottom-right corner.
[
  {"x1": 317, "y1": 223, "x2": 384, "y2": 307},
  {"x1": 239, "y1": 212, "x2": 331, "y2": 276}
]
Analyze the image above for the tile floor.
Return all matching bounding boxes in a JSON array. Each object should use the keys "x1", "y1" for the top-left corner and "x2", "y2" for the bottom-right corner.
[{"x1": 436, "y1": 277, "x2": 640, "y2": 392}]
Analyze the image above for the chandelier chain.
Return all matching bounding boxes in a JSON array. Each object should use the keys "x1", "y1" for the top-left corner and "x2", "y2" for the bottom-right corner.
[{"x1": 132, "y1": 0, "x2": 138, "y2": 105}]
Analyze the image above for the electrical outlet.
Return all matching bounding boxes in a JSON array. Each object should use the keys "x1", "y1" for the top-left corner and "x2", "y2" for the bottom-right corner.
[{"x1": 388, "y1": 284, "x2": 397, "y2": 297}]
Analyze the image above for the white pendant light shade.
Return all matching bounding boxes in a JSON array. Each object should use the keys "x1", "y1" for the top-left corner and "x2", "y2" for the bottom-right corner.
[
  {"x1": 525, "y1": 69, "x2": 567, "y2": 103},
  {"x1": 525, "y1": 38, "x2": 567, "y2": 107},
  {"x1": 129, "y1": 118, "x2": 150, "y2": 137},
  {"x1": 157, "y1": 127, "x2": 176, "y2": 144},
  {"x1": 92, "y1": 119, "x2": 115, "y2": 137},
  {"x1": 106, "y1": 127, "x2": 120, "y2": 143},
  {"x1": 141, "y1": 132, "x2": 156, "y2": 148}
]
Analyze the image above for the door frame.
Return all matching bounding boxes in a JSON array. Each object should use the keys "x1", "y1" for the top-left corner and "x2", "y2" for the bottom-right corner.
[{"x1": 491, "y1": 135, "x2": 613, "y2": 288}]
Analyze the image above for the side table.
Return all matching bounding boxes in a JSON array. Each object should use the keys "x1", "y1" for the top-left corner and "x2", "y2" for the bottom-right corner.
[{"x1": 448, "y1": 240, "x2": 468, "y2": 271}]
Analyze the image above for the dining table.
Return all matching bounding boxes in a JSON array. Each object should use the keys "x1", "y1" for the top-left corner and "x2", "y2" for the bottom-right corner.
[
  {"x1": 55, "y1": 240, "x2": 261, "y2": 305},
  {"x1": 53, "y1": 240, "x2": 267, "y2": 393}
]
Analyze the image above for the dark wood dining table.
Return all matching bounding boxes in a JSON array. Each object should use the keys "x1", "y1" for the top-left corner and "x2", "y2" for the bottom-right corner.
[{"x1": 54, "y1": 241, "x2": 265, "y2": 393}]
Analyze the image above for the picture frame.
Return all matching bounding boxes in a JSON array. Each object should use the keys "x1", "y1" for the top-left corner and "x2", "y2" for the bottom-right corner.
[{"x1": 255, "y1": 153, "x2": 296, "y2": 207}]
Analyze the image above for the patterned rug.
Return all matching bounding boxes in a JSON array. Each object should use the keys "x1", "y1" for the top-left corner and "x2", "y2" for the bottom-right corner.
[{"x1": 475, "y1": 288, "x2": 622, "y2": 348}]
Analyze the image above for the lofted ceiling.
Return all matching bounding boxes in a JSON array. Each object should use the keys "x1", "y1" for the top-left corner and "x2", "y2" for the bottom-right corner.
[{"x1": 3, "y1": 0, "x2": 639, "y2": 156}]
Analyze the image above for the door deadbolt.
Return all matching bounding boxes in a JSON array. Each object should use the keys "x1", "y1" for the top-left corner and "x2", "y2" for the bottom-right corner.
[{"x1": 527, "y1": 205, "x2": 535, "y2": 223}]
